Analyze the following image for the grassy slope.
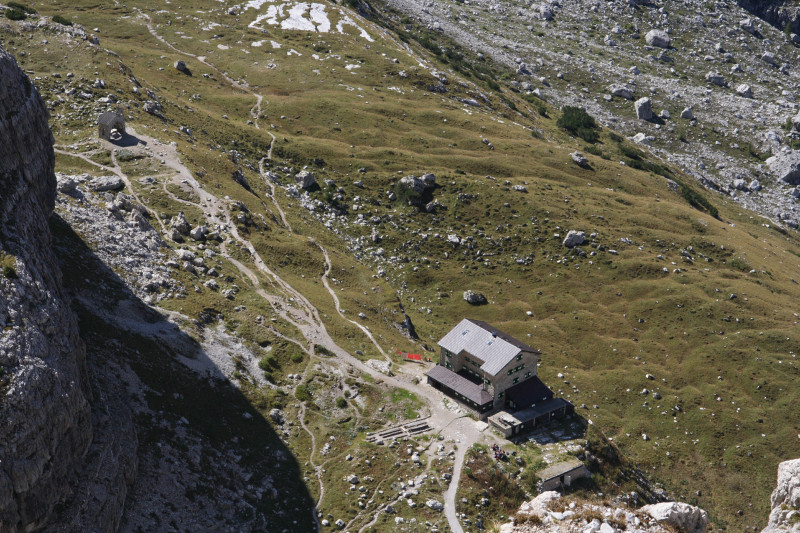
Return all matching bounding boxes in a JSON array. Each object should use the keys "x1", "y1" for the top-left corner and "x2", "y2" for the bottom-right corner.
[{"x1": 6, "y1": 0, "x2": 800, "y2": 529}]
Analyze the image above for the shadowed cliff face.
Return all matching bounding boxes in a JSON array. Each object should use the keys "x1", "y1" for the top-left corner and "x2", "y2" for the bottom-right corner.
[
  {"x1": 738, "y1": 0, "x2": 800, "y2": 33},
  {"x1": 0, "y1": 46, "x2": 93, "y2": 531}
]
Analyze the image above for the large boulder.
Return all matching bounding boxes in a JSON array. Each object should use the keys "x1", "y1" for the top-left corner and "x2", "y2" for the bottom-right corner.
[
  {"x1": 516, "y1": 491, "x2": 561, "y2": 518},
  {"x1": 571, "y1": 152, "x2": 589, "y2": 167},
  {"x1": 762, "y1": 458, "x2": 800, "y2": 532},
  {"x1": 609, "y1": 84, "x2": 634, "y2": 100},
  {"x1": 170, "y1": 211, "x2": 192, "y2": 235},
  {"x1": 463, "y1": 290, "x2": 487, "y2": 305},
  {"x1": 740, "y1": 18, "x2": 757, "y2": 35},
  {"x1": 706, "y1": 72, "x2": 726, "y2": 87},
  {"x1": 89, "y1": 175, "x2": 124, "y2": 192},
  {"x1": 425, "y1": 499, "x2": 444, "y2": 511},
  {"x1": 398, "y1": 175, "x2": 434, "y2": 195},
  {"x1": 645, "y1": 29, "x2": 671, "y2": 48},
  {"x1": 640, "y1": 502, "x2": 708, "y2": 533},
  {"x1": 635, "y1": 97, "x2": 653, "y2": 121},
  {"x1": 295, "y1": 170, "x2": 316, "y2": 189},
  {"x1": 563, "y1": 230, "x2": 586, "y2": 248},
  {"x1": 767, "y1": 151, "x2": 800, "y2": 185},
  {"x1": 737, "y1": 84, "x2": 754, "y2": 99}
]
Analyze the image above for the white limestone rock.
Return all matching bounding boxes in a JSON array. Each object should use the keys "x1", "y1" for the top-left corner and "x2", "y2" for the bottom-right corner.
[
  {"x1": 762, "y1": 458, "x2": 800, "y2": 532},
  {"x1": 609, "y1": 84, "x2": 633, "y2": 100},
  {"x1": 767, "y1": 151, "x2": 800, "y2": 185},
  {"x1": 635, "y1": 97, "x2": 653, "y2": 120},
  {"x1": 563, "y1": 230, "x2": 585, "y2": 248},
  {"x1": 463, "y1": 290, "x2": 487, "y2": 305},
  {"x1": 640, "y1": 502, "x2": 708, "y2": 533},
  {"x1": 295, "y1": 170, "x2": 317, "y2": 189},
  {"x1": 736, "y1": 84, "x2": 754, "y2": 98},
  {"x1": 645, "y1": 29, "x2": 671, "y2": 48}
]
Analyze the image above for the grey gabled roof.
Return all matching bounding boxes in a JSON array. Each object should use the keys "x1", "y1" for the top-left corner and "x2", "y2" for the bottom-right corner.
[
  {"x1": 537, "y1": 457, "x2": 585, "y2": 482},
  {"x1": 438, "y1": 318, "x2": 538, "y2": 376},
  {"x1": 98, "y1": 111, "x2": 122, "y2": 126},
  {"x1": 426, "y1": 364, "x2": 493, "y2": 405}
]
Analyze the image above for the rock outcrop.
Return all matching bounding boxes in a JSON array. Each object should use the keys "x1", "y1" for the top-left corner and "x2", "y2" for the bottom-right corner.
[
  {"x1": 640, "y1": 502, "x2": 708, "y2": 533},
  {"x1": 0, "y1": 46, "x2": 92, "y2": 531},
  {"x1": 762, "y1": 458, "x2": 800, "y2": 532},
  {"x1": 767, "y1": 151, "x2": 800, "y2": 185},
  {"x1": 499, "y1": 492, "x2": 708, "y2": 533},
  {"x1": 738, "y1": 0, "x2": 800, "y2": 34}
]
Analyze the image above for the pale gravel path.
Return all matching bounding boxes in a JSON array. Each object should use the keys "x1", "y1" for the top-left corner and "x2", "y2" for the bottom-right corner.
[{"x1": 115, "y1": 14, "x2": 491, "y2": 532}]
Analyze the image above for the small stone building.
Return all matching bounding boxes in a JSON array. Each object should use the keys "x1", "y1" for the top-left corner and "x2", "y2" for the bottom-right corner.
[
  {"x1": 537, "y1": 458, "x2": 589, "y2": 492},
  {"x1": 98, "y1": 109, "x2": 125, "y2": 140}
]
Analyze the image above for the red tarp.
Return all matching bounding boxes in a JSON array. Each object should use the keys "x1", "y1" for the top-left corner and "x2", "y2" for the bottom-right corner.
[{"x1": 399, "y1": 351, "x2": 423, "y2": 361}]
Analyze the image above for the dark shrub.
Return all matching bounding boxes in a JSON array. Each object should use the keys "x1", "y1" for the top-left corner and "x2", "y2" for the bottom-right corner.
[
  {"x1": 8, "y1": 2, "x2": 35, "y2": 13},
  {"x1": 5, "y1": 8, "x2": 27, "y2": 20},
  {"x1": 52, "y1": 15, "x2": 73, "y2": 26},
  {"x1": 557, "y1": 106, "x2": 599, "y2": 143}
]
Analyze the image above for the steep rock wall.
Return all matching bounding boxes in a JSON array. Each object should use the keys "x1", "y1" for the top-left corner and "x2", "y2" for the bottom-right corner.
[
  {"x1": 738, "y1": 0, "x2": 800, "y2": 33},
  {"x1": 762, "y1": 459, "x2": 800, "y2": 532},
  {"x1": 0, "y1": 46, "x2": 93, "y2": 531}
]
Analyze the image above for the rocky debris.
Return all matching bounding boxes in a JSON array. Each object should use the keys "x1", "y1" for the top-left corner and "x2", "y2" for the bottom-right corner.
[
  {"x1": 398, "y1": 173, "x2": 436, "y2": 195},
  {"x1": 501, "y1": 492, "x2": 708, "y2": 533},
  {"x1": 0, "y1": 44, "x2": 95, "y2": 532},
  {"x1": 89, "y1": 175, "x2": 124, "y2": 192},
  {"x1": 538, "y1": 4, "x2": 554, "y2": 21},
  {"x1": 736, "y1": 84, "x2": 754, "y2": 99},
  {"x1": 174, "y1": 59, "x2": 188, "y2": 72},
  {"x1": 645, "y1": 29, "x2": 671, "y2": 48},
  {"x1": 517, "y1": 491, "x2": 561, "y2": 516},
  {"x1": 58, "y1": 183, "x2": 178, "y2": 302},
  {"x1": 640, "y1": 502, "x2": 709, "y2": 533},
  {"x1": 705, "y1": 72, "x2": 726, "y2": 87},
  {"x1": 635, "y1": 97, "x2": 653, "y2": 121},
  {"x1": 609, "y1": 84, "x2": 633, "y2": 100},
  {"x1": 56, "y1": 173, "x2": 79, "y2": 194},
  {"x1": 733, "y1": 178, "x2": 748, "y2": 191},
  {"x1": 563, "y1": 230, "x2": 586, "y2": 248},
  {"x1": 463, "y1": 290, "x2": 487, "y2": 305},
  {"x1": 170, "y1": 211, "x2": 192, "y2": 236},
  {"x1": 762, "y1": 458, "x2": 800, "y2": 533},
  {"x1": 571, "y1": 152, "x2": 589, "y2": 167},
  {"x1": 767, "y1": 151, "x2": 800, "y2": 185},
  {"x1": 190, "y1": 225, "x2": 209, "y2": 241},
  {"x1": 232, "y1": 169, "x2": 251, "y2": 191},
  {"x1": 143, "y1": 100, "x2": 162, "y2": 115},
  {"x1": 425, "y1": 499, "x2": 444, "y2": 511},
  {"x1": 295, "y1": 170, "x2": 317, "y2": 189},
  {"x1": 681, "y1": 107, "x2": 695, "y2": 120},
  {"x1": 365, "y1": 359, "x2": 392, "y2": 375},
  {"x1": 740, "y1": 17, "x2": 757, "y2": 35}
]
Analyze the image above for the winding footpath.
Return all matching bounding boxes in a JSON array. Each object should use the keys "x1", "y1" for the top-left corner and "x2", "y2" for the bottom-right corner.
[{"x1": 79, "y1": 14, "x2": 491, "y2": 531}]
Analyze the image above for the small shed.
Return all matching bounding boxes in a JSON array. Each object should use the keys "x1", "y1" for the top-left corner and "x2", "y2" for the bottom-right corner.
[
  {"x1": 98, "y1": 109, "x2": 125, "y2": 140},
  {"x1": 537, "y1": 458, "x2": 589, "y2": 492}
]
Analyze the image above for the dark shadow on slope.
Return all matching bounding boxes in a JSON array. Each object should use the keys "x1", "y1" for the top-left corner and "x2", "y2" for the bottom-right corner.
[
  {"x1": 109, "y1": 130, "x2": 149, "y2": 149},
  {"x1": 48, "y1": 214, "x2": 316, "y2": 532}
]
